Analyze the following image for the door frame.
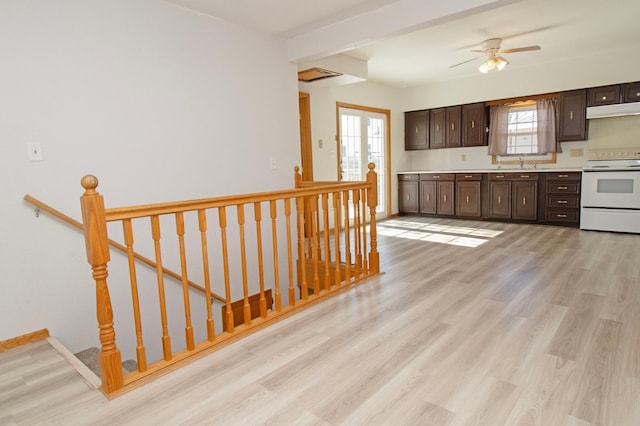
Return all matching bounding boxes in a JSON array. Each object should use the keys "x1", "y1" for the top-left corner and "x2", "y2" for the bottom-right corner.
[
  {"x1": 336, "y1": 102, "x2": 391, "y2": 218},
  {"x1": 299, "y1": 92, "x2": 313, "y2": 181}
]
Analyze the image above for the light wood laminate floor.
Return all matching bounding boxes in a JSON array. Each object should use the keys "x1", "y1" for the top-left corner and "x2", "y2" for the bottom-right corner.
[{"x1": 2, "y1": 217, "x2": 639, "y2": 425}]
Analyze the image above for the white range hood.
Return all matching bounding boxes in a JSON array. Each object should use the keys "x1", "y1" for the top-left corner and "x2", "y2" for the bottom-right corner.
[{"x1": 586, "y1": 102, "x2": 640, "y2": 119}]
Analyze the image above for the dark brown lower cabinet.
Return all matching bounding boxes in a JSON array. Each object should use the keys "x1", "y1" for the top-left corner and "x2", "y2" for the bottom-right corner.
[
  {"x1": 488, "y1": 173, "x2": 538, "y2": 221},
  {"x1": 420, "y1": 174, "x2": 455, "y2": 215},
  {"x1": 455, "y1": 174, "x2": 482, "y2": 217},
  {"x1": 398, "y1": 175, "x2": 419, "y2": 214}
]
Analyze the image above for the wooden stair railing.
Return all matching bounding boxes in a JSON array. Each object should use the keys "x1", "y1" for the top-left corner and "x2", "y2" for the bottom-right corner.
[
  {"x1": 79, "y1": 164, "x2": 380, "y2": 397},
  {"x1": 23, "y1": 195, "x2": 224, "y2": 304}
]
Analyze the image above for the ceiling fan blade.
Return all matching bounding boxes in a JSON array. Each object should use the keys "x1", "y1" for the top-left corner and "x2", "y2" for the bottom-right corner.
[
  {"x1": 449, "y1": 55, "x2": 485, "y2": 68},
  {"x1": 501, "y1": 45, "x2": 541, "y2": 54}
]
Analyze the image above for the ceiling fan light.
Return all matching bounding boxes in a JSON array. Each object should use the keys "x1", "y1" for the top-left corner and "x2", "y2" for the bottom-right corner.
[
  {"x1": 496, "y1": 56, "x2": 509, "y2": 71},
  {"x1": 478, "y1": 62, "x2": 490, "y2": 73}
]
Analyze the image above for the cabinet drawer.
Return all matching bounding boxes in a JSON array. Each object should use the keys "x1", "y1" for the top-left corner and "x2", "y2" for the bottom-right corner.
[
  {"x1": 547, "y1": 182, "x2": 579, "y2": 194},
  {"x1": 547, "y1": 195, "x2": 579, "y2": 208},
  {"x1": 398, "y1": 174, "x2": 419, "y2": 181},
  {"x1": 455, "y1": 173, "x2": 482, "y2": 181},
  {"x1": 545, "y1": 210, "x2": 579, "y2": 223},
  {"x1": 489, "y1": 173, "x2": 538, "y2": 181},
  {"x1": 546, "y1": 172, "x2": 581, "y2": 181},
  {"x1": 420, "y1": 173, "x2": 455, "y2": 181}
]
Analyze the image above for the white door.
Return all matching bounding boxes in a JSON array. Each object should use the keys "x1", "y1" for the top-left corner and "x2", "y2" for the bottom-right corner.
[{"x1": 338, "y1": 106, "x2": 387, "y2": 218}]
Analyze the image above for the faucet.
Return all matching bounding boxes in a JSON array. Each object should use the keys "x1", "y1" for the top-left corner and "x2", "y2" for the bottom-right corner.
[{"x1": 519, "y1": 157, "x2": 523, "y2": 169}]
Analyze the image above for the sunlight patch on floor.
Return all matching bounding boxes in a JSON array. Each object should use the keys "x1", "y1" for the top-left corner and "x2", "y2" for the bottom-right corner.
[{"x1": 377, "y1": 219, "x2": 504, "y2": 248}]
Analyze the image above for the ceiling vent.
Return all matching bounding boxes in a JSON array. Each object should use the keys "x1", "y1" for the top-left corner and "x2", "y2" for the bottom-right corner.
[{"x1": 298, "y1": 67, "x2": 343, "y2": 83}]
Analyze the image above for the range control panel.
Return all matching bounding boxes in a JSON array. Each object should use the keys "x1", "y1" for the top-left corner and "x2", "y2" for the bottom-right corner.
[{"x1": 588, "y1": 148, "x2": 640, "y2": 161}]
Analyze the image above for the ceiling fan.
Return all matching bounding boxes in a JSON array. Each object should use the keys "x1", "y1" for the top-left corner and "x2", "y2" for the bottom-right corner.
[{"x1": 450, "y1": 38, "x2": 541, "y2": 73}]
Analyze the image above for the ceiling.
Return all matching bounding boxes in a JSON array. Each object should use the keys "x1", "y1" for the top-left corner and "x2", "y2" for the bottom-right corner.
[{"x1": 166, "y1": 0, "x2": 640, "y2": 88}]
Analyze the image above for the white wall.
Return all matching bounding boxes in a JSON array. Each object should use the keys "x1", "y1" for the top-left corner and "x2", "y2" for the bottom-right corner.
[
  {"x1": 300, "y1": 81, "x2": 407, "y2": 215},
  {"x1": 0, "y1": 0, "x2": 300, "y2": 356}
]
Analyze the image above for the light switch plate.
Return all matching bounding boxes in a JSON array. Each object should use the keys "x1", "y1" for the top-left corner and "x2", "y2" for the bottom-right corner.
[{"x1": 28, "y1": 142, "x2": 43, "y2": 161}]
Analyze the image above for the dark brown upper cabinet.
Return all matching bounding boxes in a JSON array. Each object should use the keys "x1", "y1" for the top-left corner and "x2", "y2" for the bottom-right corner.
[
  {"x1": 430, "y1": 106, "x2": 460, "y2": 149},
  {"x1": 622, "y1": 81, "x2": 640, "y2": 103},
  {"x1": 558, "y1": 89, "x2": 587, "y2": 142},
  {"x1": 404, "y1": 110, "x2": 429, "y2": 150},
  {"x1": 588, "y1": 85, "x2": 621, "y2": 106},
  {"x1": 461, "y1": 103, "x2": 487, "y2": 147}
]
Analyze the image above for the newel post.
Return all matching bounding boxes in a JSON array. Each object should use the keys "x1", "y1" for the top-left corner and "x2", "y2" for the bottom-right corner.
[
  {"x1": 80, "y1": 175, "x2": 124, "y2": 393},
  {"x1": 294, "y1": 166, "x2": 302, "y2": 189},
  {"x1": 366, "y1": 163, "x2": 380, "y2": 274}
]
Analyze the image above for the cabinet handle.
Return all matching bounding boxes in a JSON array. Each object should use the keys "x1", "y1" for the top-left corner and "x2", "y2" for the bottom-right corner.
[
  {"x1": 557, "y1": 200, "x2": 568, "y2": 204},
  {"x1": 415, "y1": 126, "x2": 419, "y2": 134},
  {"x1": 451, "y1": 122, "x2": 455, "y2": 131},
  {"x1": 520, "y1": 175, "x2": 530, "y2": 178},
  {"x1": 434, "y1": 175, "x2": 440, "y2": 179},
  {"x1": 407, "y1": 194, "x2": 410, "y2": 200},
  {"x1": 464, "y1": 175, "x2": 473, "y2": 178},
  {"x1": 471, "y1": 120, "x2": 475, "y2": 129},
  {"x1": 443, "y1": 194, "x2": 447, "y2": 202},
  {"x1": 498, "y1": 195, "x2": 502, "y2": 204},
  {"x1": 436, "y1": 124, "x2": 440, "y2": 132},
  {"x1": 558, "y1": 174, "x2": 569, "y2": 178},
  {"x1": 466, "y1": 195, "x2": 470, "y2": 203},
  {"x1": 601, "y1": 95, "x2": 607, "y2": 100},
  {"x1": 637, "y1": 92, "x2": 640, "y2": 97},
  {"x1": 570, "y1": 111, "x2": 574, "y2": 120},
  {"x1": 495, "y1": 175, "x2": 505, "y2": 178},
  {"x1": 557, "y1": 214, "x2": 567, "y2": 218},
  {"x1": 558, "y1": 186, "x2": 568, "y2": 190},
  {"x1": 523, "y1": 196, "x2": 527, "y2": 206},
  {"x1": 426, "y1": 194, "x2": 430, "y2": 201}
]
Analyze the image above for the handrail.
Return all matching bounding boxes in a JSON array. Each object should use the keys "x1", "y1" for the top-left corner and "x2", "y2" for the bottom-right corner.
[
  {"x1": 23, "y1": 194, "x2": 225, "y2": 304},
  {"x1": 79, "y1": 165, "x2": 380, "y2": 397}
]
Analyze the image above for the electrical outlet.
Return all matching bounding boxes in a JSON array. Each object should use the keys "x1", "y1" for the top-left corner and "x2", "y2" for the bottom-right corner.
[
  {"x1": 28, "y1": 142, "x2": 43, "y2": 161},
  {"x1": 570, "y1": 148, "x2": 584, "y2": 157},
  {"x1": 461, "y1": 154, "x2": 467, "y2": 161}
]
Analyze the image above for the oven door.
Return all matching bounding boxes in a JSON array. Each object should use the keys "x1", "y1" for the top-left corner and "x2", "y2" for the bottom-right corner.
[{"x1": 581, "y1": 169, "x2": 640, "y2": 209}]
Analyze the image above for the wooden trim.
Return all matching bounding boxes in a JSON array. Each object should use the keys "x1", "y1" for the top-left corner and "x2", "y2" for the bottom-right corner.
[
  {"x1": 299, "y1": 92, "x2": 314, "y2": 181},
  {"x1": 0, "y1": 329, "x2": 49, "y2": 352},
  {"x1": 335, "y1": 102, "x2": 392, "y2": 218},
  {"x1": 47, "y1": 336, "x2": 101, "y2": 389},
  {"x1": 485, "y1": 92, "x2": 560, "y2": 106}
]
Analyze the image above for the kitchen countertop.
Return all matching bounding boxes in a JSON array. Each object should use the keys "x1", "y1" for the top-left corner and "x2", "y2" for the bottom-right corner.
[{"x1": 397, "y1": 168, "x2": 583, "y2": 174}]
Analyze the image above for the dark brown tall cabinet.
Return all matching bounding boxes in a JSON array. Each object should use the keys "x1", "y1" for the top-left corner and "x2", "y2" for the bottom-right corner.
[
  {"x1": 558, "y1": 89, "x2": 587, "y2": 141},
  {"x1": 404, "y1": 110, "x2": 429, "y2": 150},
  {"x1": 461, "y1": 103, "x2": 487, "y2": 147},
  {"x1": 488, "y1": 173, "x2": 538, "y2": 221}
]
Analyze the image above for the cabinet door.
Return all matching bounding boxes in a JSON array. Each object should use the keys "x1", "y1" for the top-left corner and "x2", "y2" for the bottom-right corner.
[
  {"x1": 398, "y1": 180, "x2": 419, "y2": 213},
  {"x1": 405, "y1": 111, "x2": 429, "y2": 150},
  {"x1": 462, "y1": 103, "x2": 486, "y2": 147},
  {"x1": 429, "y1": 108, "x2": 446, "y2": 149},
  {"x1": 512, "y1": 181, "x2": 537, "y2": 220},
  {"x1": 558, "y1": 90, "x2": 587, "y2": 141},
  {"x1": 622, "y1": 81, "x2": 640, "y2": 103},
  {"x1": 456, "y1": 181, "x2": 481, "y2": 217},
  {"x1": 588, "y1": 85, "x2": 621, "y2": 106},
  {"x1": 489, "y1": 181, "x2": 511, "y2": 219},
  {"x1": 420, "y1": 181, "x2": 437, "y2": 214},
  {"x1": 437, "y1": 181, "x2": 455, "y2": 215},
  {"x1": 446, "y1": 106, "x2": 461, "y2": 148}
]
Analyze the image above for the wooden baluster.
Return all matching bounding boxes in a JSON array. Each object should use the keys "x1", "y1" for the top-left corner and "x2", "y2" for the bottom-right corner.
[
  {"x1": 332, "y1": 191, "x2": 342, "y2": 286},
  {"x1": 296, "y1": 196, "x2": 308, "y2": 299},
  {"x1": 342, "y1": 190, "x2": 352, "y2": 283},
  {"x1": 175, "y1": 212, "x2": 195, "y2": 351},
  {"x1": 237, "y1": 204, "x2": 251, "y2": 325},
  {"x1": 310, "y1": 195, "x2": 320, "y2": 295},
  {"x1": 352, "y1": 189, "x2": 362, "y2": 278},
  {"x1": 367, "y1": 163, "x2": 380, "y2": 274},
  {"x1": 151, "y1": 215, "x2": 172, "y2": 361},
  {"x1": 270, "y1": 200, "x2": 282, "y2": 312},
  {"x1": 122, "y1": 219, "x2": 147, "y2": 372},
  {"x1": 80, "y1": 175, "x2": 123, "y2": 393},
  {"x1": 197, "y1": 210, "x2": 215, "y2": 341},
  {"x1": 321, "y1": 193, "x2": 331, "y2": 291},
  {"x1": 360, "y1": 188, "x2": 369, "y2": 275},
  {"x1": 219, "y1": 207, "x2": 234, "y2": 333},
  {"x1": 254, "y1": 202, "x2": 267, "y2": 318},
  {"x1": 285, "y1": 198, "x2": 295, "y2": 306}
]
